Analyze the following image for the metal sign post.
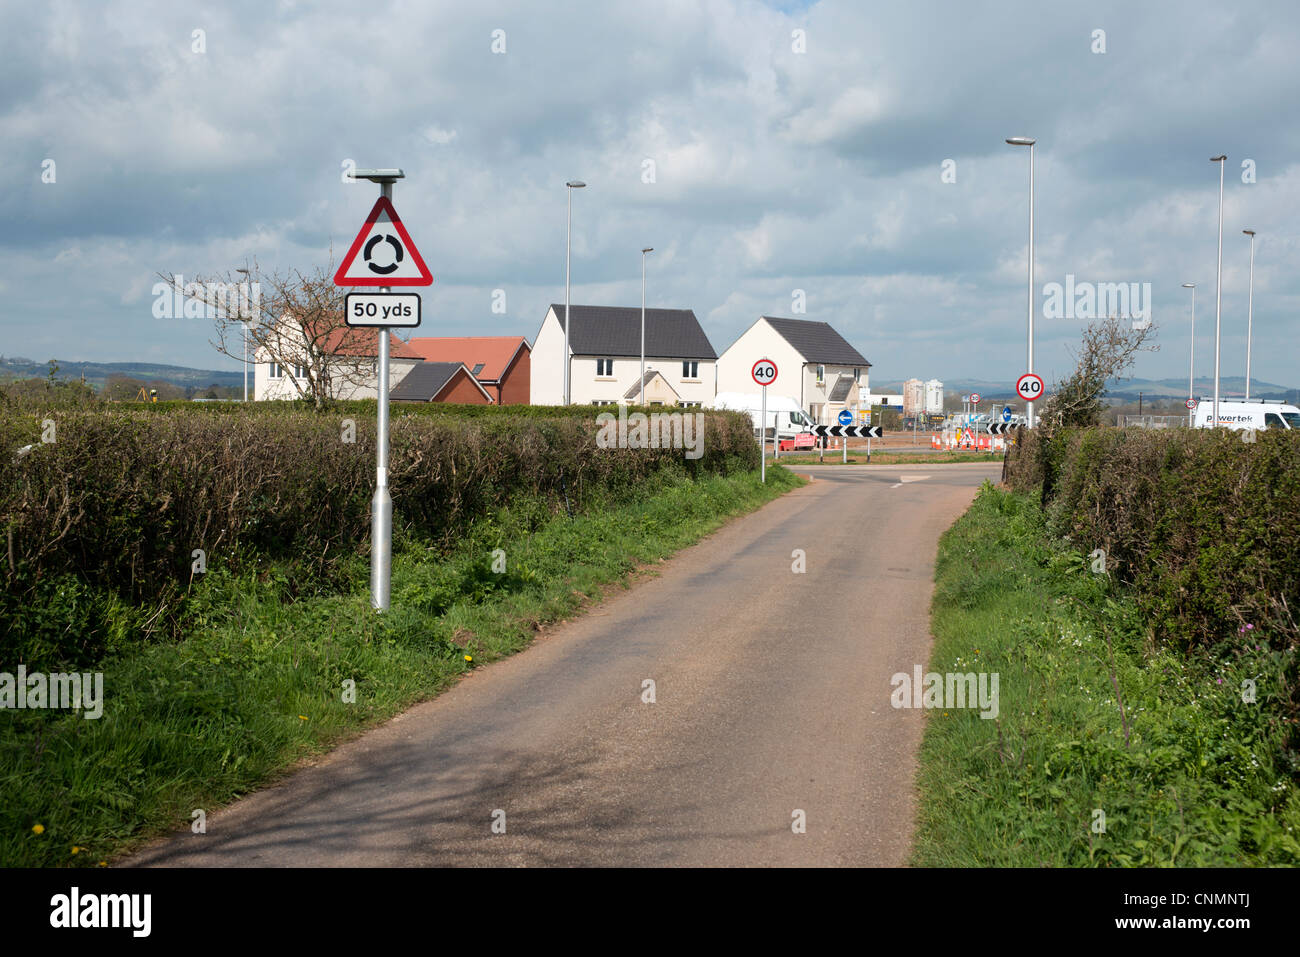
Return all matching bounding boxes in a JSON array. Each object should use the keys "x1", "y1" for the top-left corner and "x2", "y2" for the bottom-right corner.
[
  {"x1": 374, "y1": 184, "x2": 392, "y2": 612},
  {"x1": 336, "y1": 168, "x2": 432, "y2": 611},
  {"x1": 751, "y1": 359, "x2": 777, "y2": 483}
]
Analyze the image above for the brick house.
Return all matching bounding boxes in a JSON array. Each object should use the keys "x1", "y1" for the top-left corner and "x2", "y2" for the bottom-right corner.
[
  {"x1": 405, "y1": 336, "x2": 531, "y2": 404},
  {"x1": 389, "y1": 361, "x2": 494, "y2": 404}
]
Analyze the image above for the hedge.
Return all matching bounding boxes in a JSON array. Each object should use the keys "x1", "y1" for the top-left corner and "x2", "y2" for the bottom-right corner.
[
  {"x1": 1, "y1": 405, "x2": 757, "y2": 665},
  {"x1": 1007, "y1": 427, "x2": 1300, "y2": 646},
  {"x1": 1004, "y1": 426, "x2": 1300, "y2": 753}
]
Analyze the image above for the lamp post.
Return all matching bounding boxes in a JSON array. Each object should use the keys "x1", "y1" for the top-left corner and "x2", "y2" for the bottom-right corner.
[
  {"x1": 236, "y1": 267, "x2": 250, "y2": 401},
  {"x1": 1210, "y1": 155, "x2": 1226, "y2": 427},
  {"x1": 1006, "y1": 136, "x2": 1036, "y2": 428},
  {"x1": 1243, "y1": 229, "x2": 1256, "y2": 400},
  {"x1": 640, "y1": 247, "x2": 653, "y2": 406},
  {"x1": 563, "y1": 180, "x2": 586, "y2": 405},
  {"x1": 1183, "y1": 282, "x2": 1196, "y2": 427}
]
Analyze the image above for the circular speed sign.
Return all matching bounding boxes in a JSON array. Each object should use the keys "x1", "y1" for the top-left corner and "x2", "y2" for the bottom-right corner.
[
  {"x1": 1185, "y1": 398, "x2": 1197, "y2": 410},
  {"x1": 969, "y1": 392, "x2": 982, "y2": 404},
  {"x1": 752, "y1": 358, "x2": 778, "y2": 386},
  {"x1": 1015, "y1": 373, "x2": 1044, "y2": 402}
]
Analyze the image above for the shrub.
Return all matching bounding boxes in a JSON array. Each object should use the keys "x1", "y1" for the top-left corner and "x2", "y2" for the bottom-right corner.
[
  {"x1": 1004, "y1": 425, "x2": 1300, "y2": 753},
  {"x1": 0, "y1": 405, "x2": 757, "y2": 666}
]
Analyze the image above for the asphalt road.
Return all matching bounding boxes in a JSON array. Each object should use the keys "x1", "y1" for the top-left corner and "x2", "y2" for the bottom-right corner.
[{"x1": 127, "y1": 462, "x2": 1000, "y2": 867}]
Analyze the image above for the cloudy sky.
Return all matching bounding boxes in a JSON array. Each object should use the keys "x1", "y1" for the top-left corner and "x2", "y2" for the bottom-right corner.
[{"x1": 3, "y1": 0, "x2": 1298, "y2": 389}]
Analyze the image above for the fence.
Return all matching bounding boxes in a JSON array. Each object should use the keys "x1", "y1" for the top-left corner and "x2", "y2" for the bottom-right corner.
[{"x1": 1116, "y1": 414, "x2": 1188, "y2": 429}]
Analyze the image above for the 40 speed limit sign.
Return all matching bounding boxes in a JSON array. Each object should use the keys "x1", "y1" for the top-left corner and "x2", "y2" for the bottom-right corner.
[
  {"x1": 344, "y1": 292, "x2": 422, "y2": 328},
  {"x1": 751, "y1": 358, "x2": 778, "y2": 386},
  {"x1": 1016, "y1": 373, "x2": 1044, "y2": 402}
]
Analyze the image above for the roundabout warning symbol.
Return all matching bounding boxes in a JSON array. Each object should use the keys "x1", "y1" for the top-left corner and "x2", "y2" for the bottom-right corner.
[{"x1": 334, "y1": 196, "x2": 433, "y2": 287}]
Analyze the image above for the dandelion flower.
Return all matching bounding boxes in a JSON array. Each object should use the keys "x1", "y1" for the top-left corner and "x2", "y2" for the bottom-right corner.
[
  {"x1": 71, "y1": 846, "x2": 81, "y2": 855},
  {"x1": 31, "y1": 824, "x2": 44, "y2": 835},
  {"x1": 298, "y1": 715, "x2": 308, "y2": 721},
  {"x1": 464, "y1": 655, "x2": 473, "y2": 663}
]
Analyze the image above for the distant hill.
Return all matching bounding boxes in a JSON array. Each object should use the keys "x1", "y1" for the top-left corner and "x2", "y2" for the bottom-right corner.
[
  {"x1": 1106, "y1": 376, "x2": 1299, "y2": 403},
  {"x1": 0, "y1": 356, "x2": 243, "y2": 392}
]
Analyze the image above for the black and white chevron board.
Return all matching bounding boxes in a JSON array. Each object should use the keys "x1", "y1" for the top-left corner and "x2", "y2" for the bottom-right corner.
[{"x1": 810, "y1": 424, "x2": 883, "y2": 438}]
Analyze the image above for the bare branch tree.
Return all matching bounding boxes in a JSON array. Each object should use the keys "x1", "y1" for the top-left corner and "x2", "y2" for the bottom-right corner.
[
  {"x1": 156, "y1": 259, "x2": 380, "y2": 410},
  {"x1": 1038, "y1": 316, "x2": 1159, "y2": 438}
]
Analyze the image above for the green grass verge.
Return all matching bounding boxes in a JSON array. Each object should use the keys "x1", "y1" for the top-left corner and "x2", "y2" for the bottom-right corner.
[
  {"x1": 1, "y1": 466, "x2": 802, "y2": 867},
  {"x1": 912, "y1": 482, "x2": 1300, "y2": 866}
]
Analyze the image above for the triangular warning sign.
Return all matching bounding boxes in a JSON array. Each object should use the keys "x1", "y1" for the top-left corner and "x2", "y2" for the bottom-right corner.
[{"x1": 334, "y1": 197, "x2": 433, "y2": 287}]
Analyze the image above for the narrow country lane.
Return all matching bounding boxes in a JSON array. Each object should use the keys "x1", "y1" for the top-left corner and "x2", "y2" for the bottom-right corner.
[{"x1": 126, "y1": 463, "x2": 1000, "y2": 867}]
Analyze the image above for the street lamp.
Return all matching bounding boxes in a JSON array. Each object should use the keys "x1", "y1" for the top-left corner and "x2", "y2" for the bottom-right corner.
[
  {"x1": 1243, "y1": 229, "x2": 1256, "y2": 400},
  {"x1": 1182, "y1": 282, "x2": 1196, "y2": 427},
  {"x1": 640, "y1": 247, "x2": 653, "y2": 406},
  {"x1": 236, "y1": 268, "x2": 251, "y2": 401},
  {"x1": 1210, "y1": 155, "x2": 1226, "y2": 427},
  {"x1": 1006, "y1": 136, "x2": 1036, "y2": 428},
  {"x1": 563, "y1": 180, "x2": 586, "y2": 405}
]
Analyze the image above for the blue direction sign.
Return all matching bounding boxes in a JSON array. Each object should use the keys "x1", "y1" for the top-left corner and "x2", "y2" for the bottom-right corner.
[
  {"x1": 1002, "y1": 406, "x2": 1012, "y2": 423},
  {"x1": 837, "y1": 409, "x2": 853, "y2": 426}
]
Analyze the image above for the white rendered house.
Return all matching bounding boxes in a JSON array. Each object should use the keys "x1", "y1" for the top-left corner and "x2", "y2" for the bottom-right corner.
[
  {"x1": 715, "y1": 316, "x2": 871, "y2": 425},
  {"x1": 252, "y1": 318, "x2": 422, "y2": 401},
  {"x1": 530, "y1": 304, "x2": 718, "y2": 407}
]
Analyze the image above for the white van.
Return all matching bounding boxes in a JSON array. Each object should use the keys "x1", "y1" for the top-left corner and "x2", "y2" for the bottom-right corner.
[
  {"x1": 710, "y1": 391, "x2": 816, "y2": 442},
  {"x1": 1193, "y1": 399, "x2": 1300, "y2": 431}
]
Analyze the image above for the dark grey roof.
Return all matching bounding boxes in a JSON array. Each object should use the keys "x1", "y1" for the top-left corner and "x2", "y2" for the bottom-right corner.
[
  {"x1": 549, "y1": 304, "x2": 716, "y2": 359},
  {"x1": 390, "y1": 361, "x2": 468, "y2": 401},
  {"x1": 762, "y1": 317, "x2": 871, "y2": 366},
  {"x1": 622, "y1": 370, "x2": 679, "y2": 400},
  {"x1": 828, "y1": 375, "x2": 854, "y2": 402}
]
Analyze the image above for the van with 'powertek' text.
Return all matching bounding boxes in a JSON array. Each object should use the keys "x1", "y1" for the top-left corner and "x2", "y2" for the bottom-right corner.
[{"x1": 1193, "y1": 399, "x2": 1300, "y2": 431}]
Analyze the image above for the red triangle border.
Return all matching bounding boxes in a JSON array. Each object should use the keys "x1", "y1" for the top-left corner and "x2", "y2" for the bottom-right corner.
[{"x1": 333, "y1": 196, "x2": 434, "y2": 287}]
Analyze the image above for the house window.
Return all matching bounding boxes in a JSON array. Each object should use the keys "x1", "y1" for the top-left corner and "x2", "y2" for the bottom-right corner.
[
  {"x1": 596, "y1": 358, "x2": 614, "y2": 376},
  {"x1": 816, "y1": 365, "x2": 825, "y2": 383},
  {"x1": 268, "y1": 362, "x2": 282, "y2": 379},
  {"x1": 682, "y1": 401, "x2": 702, "y2": 408},
  {"x1": 854, "y1": 368, "x2": 861, "y2": 381},
  {"x1": 293, "y1": 363, "x2": 309, "y2": 379},
  {"x1": 682, "y1": 361, "x2": 699, "y2": 379},
  {"x1": 471, "y1": 363, "x2": 485, "y2": 376}
]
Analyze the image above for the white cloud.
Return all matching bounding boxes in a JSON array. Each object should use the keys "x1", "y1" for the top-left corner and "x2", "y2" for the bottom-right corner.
[
  {"x1": 0, "y1": 0, "x2": 1297, "y2": 388},
  {"x1": 423, "y1": 126, "x2": 458, "y2": 145}
]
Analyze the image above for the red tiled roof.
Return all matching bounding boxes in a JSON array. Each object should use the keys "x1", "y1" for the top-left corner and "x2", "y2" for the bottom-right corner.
[
  {"x1": 314, "y1": 326, "x2": 423, "y2": 360},
  {"x1": 405, "y1": 336, "x2": 528, "y2": 381}
]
